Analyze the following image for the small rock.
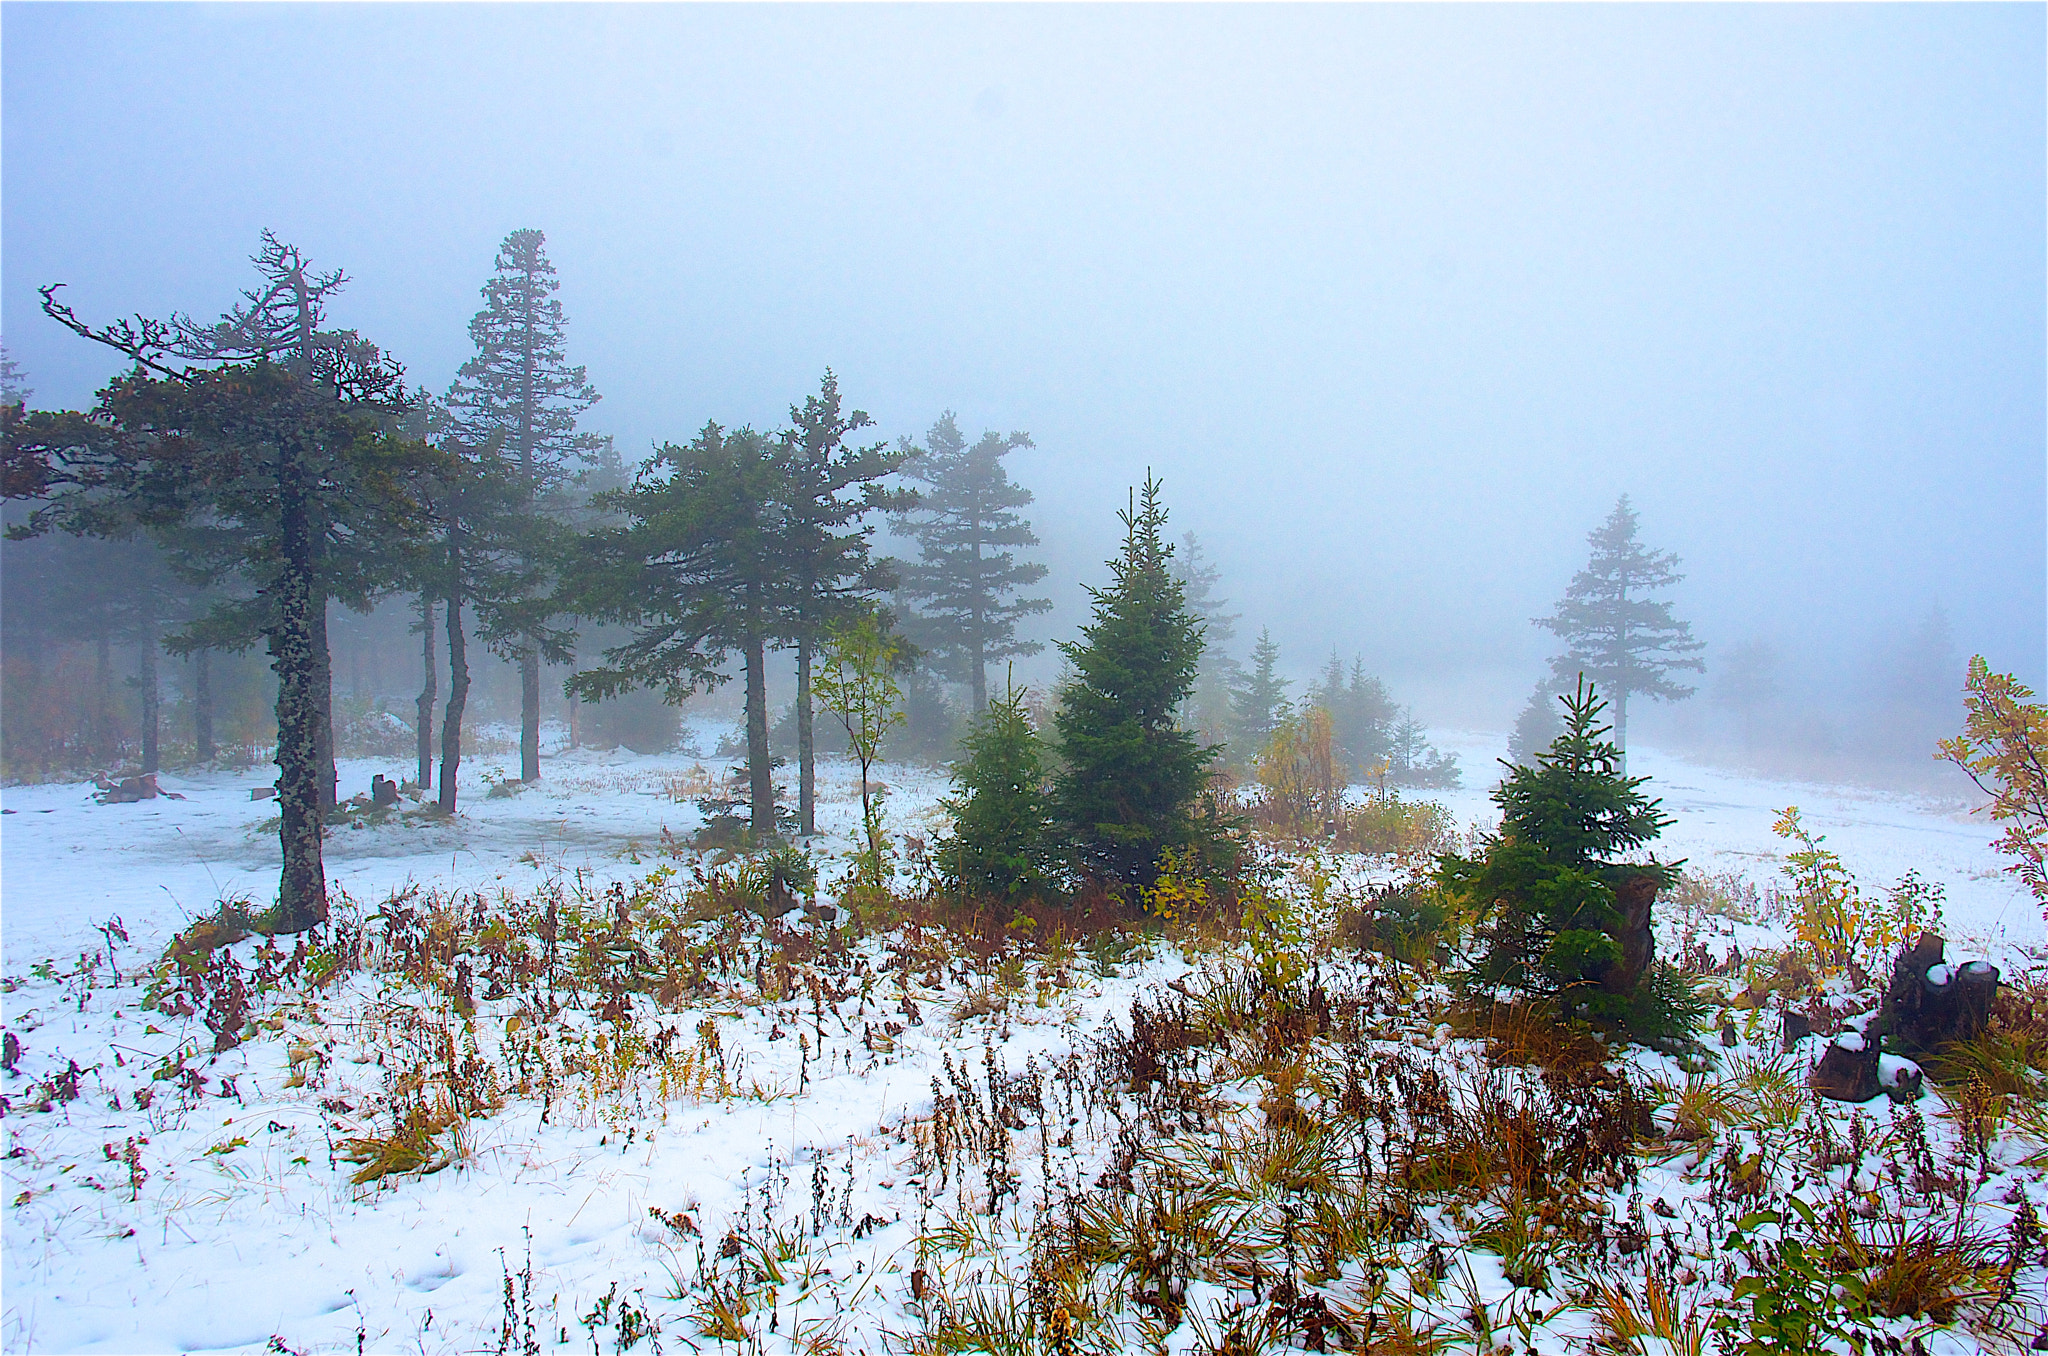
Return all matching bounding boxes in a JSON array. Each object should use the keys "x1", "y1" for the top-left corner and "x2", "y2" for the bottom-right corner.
[{"x1": 1781, "y1": 1011, "x2": 1812, "y2": 1054}]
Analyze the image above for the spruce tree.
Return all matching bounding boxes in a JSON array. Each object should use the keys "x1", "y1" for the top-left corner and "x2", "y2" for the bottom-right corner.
[
  {"x1": 1441, "y1": 680, "x2": 1695, "y2": 1039},
  {"x1": 444, "y1": 229, "x2": 603, "y2": 783},
  {"x1": 939, "y1": 681, "x2": 1056, "y2": 904},
  {"x1": 1052, "y1": 475, "x2": 1214, "y2": 889},
  {"x1": 566, "y1": 423, "x2": 787, "y2": 839},
  {"x1": 1535, "y1": 496, "x2": 1704, "y2": 767},
  {"x1": 774, "y1": 371, "x2": 911, "y2": 835},
  {"x1": 1174, "y1": 531, "x2": 1242, "y2": 753},
  {"x1": 891, "y1": 413, "x2": 1049, "y2": 714},
  {"x1": 1230, "y1": 628, "x2": 1289, "y2": 763},
  {"x1": 1315, "y1": 651, "x2": 1397, "y2": 776}
]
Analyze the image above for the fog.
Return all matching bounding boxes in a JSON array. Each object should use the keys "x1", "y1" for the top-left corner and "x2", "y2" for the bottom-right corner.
[{"x1": 5, "y1": 3, "x2": 2041, "y2": 771}]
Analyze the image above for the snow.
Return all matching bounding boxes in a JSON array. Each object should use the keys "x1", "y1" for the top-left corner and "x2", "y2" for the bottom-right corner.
[{"x1": 1, "y1": 723, "x2": 2039, "y2": 1354}]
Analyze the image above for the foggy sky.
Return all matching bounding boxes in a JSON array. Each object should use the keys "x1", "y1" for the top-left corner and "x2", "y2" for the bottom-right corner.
[{"x1": 5, "y1": 3, "x2": 2042, "y2": 725}]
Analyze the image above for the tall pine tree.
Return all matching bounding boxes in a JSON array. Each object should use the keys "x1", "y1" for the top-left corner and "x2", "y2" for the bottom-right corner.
[
  {"x1": 774, "y1": 371, "x2": 911, "y2": 835},
  {"x1": 444, "y1": 229, "x2": 603, "y2": 783},
  {"x1": 1053, "y1": 475, "x2": 1214, "y2": 890},
  {"x1": 412, "y1": 425, "x2": 565, "y2": 813},
  {"x1": 891, "y1": 413, "x2": 1049, "y2": 714},
  {"x1": 1535, "y1": 496, "x2": 1703, "y2": 768}
]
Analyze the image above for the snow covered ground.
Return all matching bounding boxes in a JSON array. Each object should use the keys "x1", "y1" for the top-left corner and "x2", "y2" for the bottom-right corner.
[{"x1": 0, "y1": 722, "x2": 2038, "y2": 1354}]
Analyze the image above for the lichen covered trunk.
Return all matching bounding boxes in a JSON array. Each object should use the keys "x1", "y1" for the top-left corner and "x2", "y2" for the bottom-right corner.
[
  {"x1": 311, "y1": 596, "x2": 336, "y2": 812},
  {"x1": 271, "y1": 477, "x2": 327, "y2": 932},
  {"x1": 520, "y1": 644, "x2": 541, "y2": 781}
]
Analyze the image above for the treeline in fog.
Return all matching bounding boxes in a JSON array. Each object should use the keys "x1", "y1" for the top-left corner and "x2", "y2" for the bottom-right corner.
[{"x1": 1, "y1": 230, "x2": 1461, "y2": 915}]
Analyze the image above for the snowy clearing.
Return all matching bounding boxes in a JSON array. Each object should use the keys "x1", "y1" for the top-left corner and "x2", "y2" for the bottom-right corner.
[{"x1": 2, "y1": 725, "x2": 2042, "y2": 1356}]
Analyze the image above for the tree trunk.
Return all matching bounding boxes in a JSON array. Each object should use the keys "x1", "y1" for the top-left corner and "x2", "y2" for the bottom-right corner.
[
  {"x1": 520, "y1": 643, "x2": 541, "y2": 782},
  {"x1": 94, "y1": 623, "x2": 113, "y2": 767},
  {"x1": 1613, "y1": 686, "x2": 1629, "y2": 776},
  {"x1": 138, "y1": 593, "x2": 160, "y2": 776},
  {"x1": 416, "y1": 593, "x2": 437, "y2": 788},
  {"x1": 970, "y1": 530, "x2": 986, "y2": 714},
  {"x1": 272, "y1": 479, "x2": 328, "y2": 932},
  {"x1": 519, "y1": 300, "x2": 542, "y2": 784},
  {"x1": 439, "y1": 551, "x2": 469, "y2": 815},
  {"x1": 971, "y1": 604, "x2": 986, "y2": 714},
  {"x1": 566, "y1": 642, "x2": 580, "y2": 750},
  {"x1": 797, "y1": 635, "x2": 815, "y2": 836},
  {"x1": 312, "y1": 596, "x2": 337, "y2": 813},
  {"x1": 745, "y1": 630, "x2": 773, "y2": 840},
  {"x1": 193, "y1": 648, "x2": 214, "y2": 764}
]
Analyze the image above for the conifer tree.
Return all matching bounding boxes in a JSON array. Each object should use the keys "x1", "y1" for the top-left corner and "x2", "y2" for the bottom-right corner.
[
  {"x1": 1174, "y1": 532, "x2": 1241, "y2": 753},
  {"x1": 939, "y1": 680, "x2": 1056, "y2": 904},
  {"x1": 774, "y1": 371, "x2": 911, "y2": 835},
  {"x1": 1535, "y1": 496, "x2": 1703, "y2": 766},
  {"x1": 566, "y1": 423, "x2": 787, "y2": 838},
  {"x1": 1441, "y1": 680, "x2": 1696, "y2": 1040},
  {"x1": 891, "y1": 413, "x2": 1049, "y2": 714},
  {"x1": 444, "y1": 229, "x2": 603, "y2": 783},
  {"x1": 1315, "y1": 651, "x2": 1396, "y2": 775},
  {"x1": 1053, "y1": 475, "x2": 1215, "y2": 889},
  {"x1": 1230, "y1": 628, "x2": 1289, "y2": 763},
  {"x1": 25, "y1": 236, "x2": 430, "y2": 930}
]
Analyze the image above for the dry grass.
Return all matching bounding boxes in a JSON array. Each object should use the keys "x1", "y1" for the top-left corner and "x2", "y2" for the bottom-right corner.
[{"x1": 1446, "y1": 998, "x2": 1612, "y2": 1074}]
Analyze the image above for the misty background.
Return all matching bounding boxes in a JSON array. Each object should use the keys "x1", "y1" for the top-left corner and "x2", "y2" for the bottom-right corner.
[{"x1": 4, "y1": 3, "x2": 2042, "y2": 784}]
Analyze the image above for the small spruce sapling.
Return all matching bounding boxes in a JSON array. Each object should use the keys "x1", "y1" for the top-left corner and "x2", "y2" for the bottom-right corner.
[
  {"x1": 1442, "y1": 677, "x2": 1700, "y2": 1041},
  {"x1": 1052, "y1": 474, "x2": 1218, "y2": 891},
  {"x1": 938, "y1": 681, "x2": 1058, "y2": 906}
]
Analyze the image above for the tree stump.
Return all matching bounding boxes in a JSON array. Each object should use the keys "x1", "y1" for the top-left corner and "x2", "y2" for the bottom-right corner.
[
  {"x1": 1877, "y1": 933, "x2": 1999, "y2": 1057},
  {"x1": 1810, "y1": 1031, "x2": 1881, "y2": 1102},
  {"x1": 1601, "y1": 871, "x2": 1659, "y2": 994}
]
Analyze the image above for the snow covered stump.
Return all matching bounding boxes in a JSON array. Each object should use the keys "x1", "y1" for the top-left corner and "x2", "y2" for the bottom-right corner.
[
  {"x1": 1809, "y1": 1029, "x2": 1881, "y2": 1102},
  {"x1": 1876, "y1": 932, "x2": 2000, "y2": 1059}
]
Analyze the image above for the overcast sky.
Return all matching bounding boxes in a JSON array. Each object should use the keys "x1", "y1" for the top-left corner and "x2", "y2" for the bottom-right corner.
[{"x1": 5, "y1": 3, "x2": 2041, "y2": 723}]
